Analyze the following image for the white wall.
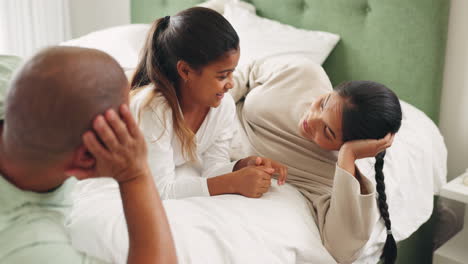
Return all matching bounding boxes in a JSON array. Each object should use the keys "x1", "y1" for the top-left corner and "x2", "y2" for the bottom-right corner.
[
  {"x1": 69, "y1": 0, "x2": 131, "y2": 38},
  {"x1": 439, "y1": 0, "x2": 468, "y2": 181},
  {"x1": 0, "y1": 0, "x2": 71, "y2": 57},
  {"x1": 0, "y1": 1, "x2": 7, "y2": 53},
  {"x1": 436, "y1": 0, "x2": 468, "y2": 242}
]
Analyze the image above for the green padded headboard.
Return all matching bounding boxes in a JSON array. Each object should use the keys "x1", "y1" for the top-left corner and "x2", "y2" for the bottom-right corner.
[{"x1": 131, "y1": 0, "x2": 450, "y2": 121}]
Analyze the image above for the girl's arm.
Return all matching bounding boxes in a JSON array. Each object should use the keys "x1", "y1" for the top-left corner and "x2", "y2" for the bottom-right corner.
[
  {"x1": 137, "y1": 103, "x2": 212, "y2": 199},
  {"x1": 207, "y1": 166, "x2": 274, "y2": 198}
]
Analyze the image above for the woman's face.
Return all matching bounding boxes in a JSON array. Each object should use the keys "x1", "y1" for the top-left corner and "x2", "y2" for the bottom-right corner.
[
  {"x1": 186, "y1": 49, "x2": 240, "y2": 108},
  {"x1": 298, "y1": 92, "x2": 345, "y2": 151}
]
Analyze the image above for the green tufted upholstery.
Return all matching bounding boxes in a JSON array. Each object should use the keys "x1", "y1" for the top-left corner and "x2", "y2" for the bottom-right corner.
[
  {"x1": 131, "y1": 0, "x2": 449, "y2": 122},
  {"x1": 131, "y1": 1, "x2": 450, "y2": 263}
]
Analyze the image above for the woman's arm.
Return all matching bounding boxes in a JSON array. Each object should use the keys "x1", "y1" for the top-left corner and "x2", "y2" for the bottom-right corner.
[
  {"x1": 317, "y1": 133, "x2": 395, "y2": 263},
  {"x1": 337, "y1": 146, "x2": 369, "y2": 194},
  {"x1": 337, "y1": 133, "x2": 394, "y2": 194},
  {"x1": 319, "y1": 165, "x2": 379, "y2": 263}
]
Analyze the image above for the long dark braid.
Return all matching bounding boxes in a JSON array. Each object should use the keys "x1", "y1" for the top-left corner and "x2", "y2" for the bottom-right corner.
[
  {"x1": 375, "y1": 150, "x2": 397, "y2": 264},
  {"x1": 337, "y1": 81, "x2": 402, "y2": 264}
]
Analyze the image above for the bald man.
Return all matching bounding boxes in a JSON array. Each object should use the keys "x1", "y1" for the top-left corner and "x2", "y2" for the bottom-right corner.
[{"x1": 0, "y1": 47, "x2": 177, "y2": 264}]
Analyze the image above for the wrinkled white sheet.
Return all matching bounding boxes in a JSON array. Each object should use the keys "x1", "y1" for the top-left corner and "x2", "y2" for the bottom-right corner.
[{"x1": 68, "y1": 179, "x2": 336, "y2": 264}]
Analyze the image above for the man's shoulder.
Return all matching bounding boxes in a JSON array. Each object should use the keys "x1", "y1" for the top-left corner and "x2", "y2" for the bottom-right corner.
[
  {"x1": 1, "y1": 240, "x2": 107, "y2": 264},
  {"x1": 0, "y1": 215, "x2": 66, "y2": 253}
]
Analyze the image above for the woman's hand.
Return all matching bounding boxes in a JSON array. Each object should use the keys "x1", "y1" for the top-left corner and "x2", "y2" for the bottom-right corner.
[
  {"x1": 232, "y1": 166, "x2": 275, "y2": 198},
  {"x1": 341, "y1": 133, "x2": 394, "y2": 160},
  {"x1": 338, "y1": 133, "x2": 394, "y2": 179},
  {"x1": 82, "y1": 105, "x2": 150, "y2": 183},
  {"x1": 234, "y1": 156, "x2": 288, "y2": 185}
]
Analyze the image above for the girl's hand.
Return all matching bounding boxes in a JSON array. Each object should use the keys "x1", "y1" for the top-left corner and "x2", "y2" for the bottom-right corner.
[
  {"x1": 246, "y1": 156, "x2": 288, "y2": 185},
  {"x1": 235, "y1": 156, "x2": 288, "y2": 185},
  {"x1": 232, "y1": 166, "x2": 275, "y2": 198},
  {"x1": 82, "y1": 104, "x2": 150, "y2": 183},
  {"x1": 341, "y1": 133, "x2": 394, "y2": 160}
]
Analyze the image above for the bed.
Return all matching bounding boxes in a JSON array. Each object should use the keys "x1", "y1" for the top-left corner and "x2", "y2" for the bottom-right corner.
[{"x1": 65, "y1": 0, "x2": 450, "y2": 263}]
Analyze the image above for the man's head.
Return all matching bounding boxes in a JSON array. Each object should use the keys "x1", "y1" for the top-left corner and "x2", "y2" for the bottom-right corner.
[{"x1": 1, "y1": 46, "x2": 129, "y2": 189}]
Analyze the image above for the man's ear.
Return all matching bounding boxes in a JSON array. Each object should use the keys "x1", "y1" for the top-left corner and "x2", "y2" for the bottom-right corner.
[
  {"x1": 176, "y1": 60, "x2": 193, "y2": 82},
  {"x1": 64, "y1": 144, "x2": 96, "y2": 180}
]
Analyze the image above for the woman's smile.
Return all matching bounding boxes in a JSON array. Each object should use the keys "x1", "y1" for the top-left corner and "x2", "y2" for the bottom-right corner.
[
  {"x1": 298, "y1": 93, "x2": 344, "y2": 151},
  {"x1": 302, "y1": 118, "x2": 313, "y2": 137}
]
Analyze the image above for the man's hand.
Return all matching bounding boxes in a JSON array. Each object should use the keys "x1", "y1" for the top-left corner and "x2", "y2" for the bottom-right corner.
[
  {"x1": 83, "y1": 104, "x2": 149, "y2": 183},
  {"x1": 83, "y1": 104, "x2": 177, "y2": 264}
]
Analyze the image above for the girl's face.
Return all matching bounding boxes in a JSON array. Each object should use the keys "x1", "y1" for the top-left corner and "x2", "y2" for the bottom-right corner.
[
  {"x1": 298, "y1": 92, "x2": 345, "y2": 151},
  {"x1": 185, "y1": 49, "x2": 240, "y2": 108}
]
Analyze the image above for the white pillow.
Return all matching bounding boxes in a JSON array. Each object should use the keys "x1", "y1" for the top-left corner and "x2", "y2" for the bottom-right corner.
[
  {"x1": 60, "y1": 24, "x2": 150, "y2": 70},
  {"x1": 223, "y1": 4, "x2": 340, "y2": 67}
]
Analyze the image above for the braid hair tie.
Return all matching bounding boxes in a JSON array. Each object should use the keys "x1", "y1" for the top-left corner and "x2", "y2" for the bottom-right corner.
[{"x1": 387, "y1": 229, "x2": 392, "y2": 235}]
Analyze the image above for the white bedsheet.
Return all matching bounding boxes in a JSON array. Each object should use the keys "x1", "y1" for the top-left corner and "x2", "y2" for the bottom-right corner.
[
  {"x1": 68, "y1": 179, "x2": 336, "y2": 264},
  {"x1": 67, "y1": 100, "x2": 446, "y2": 264}
]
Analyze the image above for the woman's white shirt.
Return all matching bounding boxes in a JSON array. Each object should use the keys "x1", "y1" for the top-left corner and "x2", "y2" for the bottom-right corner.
[{"x1": 130, "y1": 86, "x2": 237, "y2": 199}]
